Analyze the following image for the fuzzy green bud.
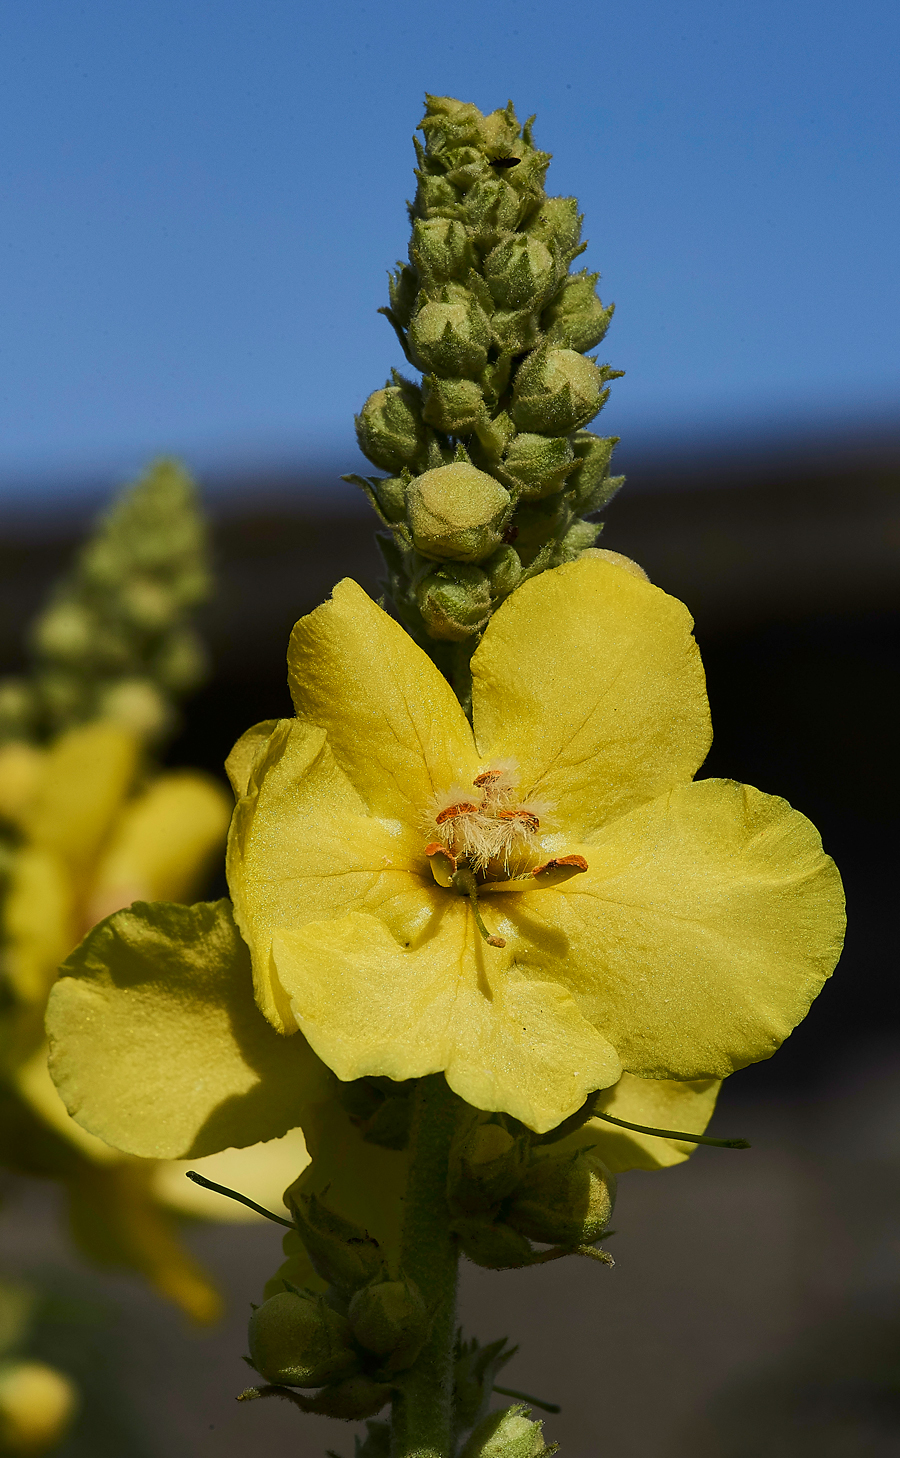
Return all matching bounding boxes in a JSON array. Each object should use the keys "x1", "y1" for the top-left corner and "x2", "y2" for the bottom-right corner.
[
  {"x1": 387, "y1": 264, "x2": 419, "y2": 328},
  {"x1": 505, "y1": 1149, "x2": 616, "y2": 1247},
  {"x1": 96, "y1": 678, "x2": 172, "y2": 739},
  {"x1": 449, "y1": 1112, "x2": 530, "y2": 1215},
  {"x1": 416, "y1": 563, "x2": 492, "y2": 641},
  {"x1": 527, "y1": 195, "x2": 583, "y2": 252},
  {"x1": 460, "y1": 1405, "x2": 551, "y2": 1458},
  {"x1": 408, "y1": 288, "x2": 492, "y2": 378},
  {"x1": 348, "y1": 1279, "x2": 428, "y2": 1374},
  {"x1": 556, "y1": 519, "x2": 601, "y2": 561},
  {"x1": 454, "y1": 1216, "x2": 536, "y2": 1270},
  {"x1": 462, "y1": 177, "x2": 523, "y2": 247},
  {"x1": 543, "y1": 271, "x2": 614, "y2": 353},
  {"x1": 356, "y1": 383, "x2": 426, "y2": 474},
  {"x1": 248, "y1": 1291, "x2": 359, "y2": 1389},
  {"x1": 288, "y1": 1191, "x2": 386, "y2": 1295},
  {"x1": 500, "y1": 434, "x2": 577, "y2": 499},
  {"x1": 566, "y1": 431, "x2": 623, "y2": 512},
  {"x1": 511, "y1": 348, "x2": 607, "y2": 435},
  {"x1": 485, "y1": 235, "x2": 556, "y2": 311},
  {"x1": 422, "y1": 375, "x2": 487, "y2": 434},
  {"x1": 407, "y1": 463, "x2": 512, "y2": 562},
  {"x1": 484, "y1": 545, "x2": 522, "y2": 599},
  {"x1": 414, "y1": 171, "x2": 464, "y2": 219},
  {"x1": 411, "y1": 217, "x2": 476, "y2": 287},
  {"x1": 490, "y1": 308, "x2": 542, "y2": 357}
]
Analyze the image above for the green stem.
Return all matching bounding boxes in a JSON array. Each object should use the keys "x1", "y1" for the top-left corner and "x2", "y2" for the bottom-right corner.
[{"x1": 391, "y1": 1075, "x2": 461, "y2": 1458}]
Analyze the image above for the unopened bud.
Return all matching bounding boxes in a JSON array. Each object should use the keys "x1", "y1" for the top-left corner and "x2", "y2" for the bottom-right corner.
[
  {"x1": 556, "y1": 519, "x2": 600, "y2": 561},
  {"x1": 120, "y1": 578, "x2": 178, "y2": 632},
  {"x1": 348, "y1": 1279, "x2": 428, "y2": 1374},
  {"x1": 248, "y1": 1290, "x2": 359, "y2": 1389},
  {"x1": 0, "y1": 1360, "x2": 78, "y2": 1455},
  {"x1": 407, "y1": 463, "x2": 512, "y2": 562},
  {"x1": 460, "y1": 1405, "x2": 550, "y2": 1458},
  {"x1": 454, "y1": 1216, "x2": 536, "y2": 1270},
  {"x1": 566, "y1": 432, "x2": 621, "y2": 511},
  {"x1": 449, "y1": 1111, "x2": 530, "y2": 1214},
  {"x1": 288, "y1": 1191, "x2": 385, "y2": 1294},
  {"x1": 500, "y1": 434, "x2": 577, "y2": 500},
  {"x1": 527, "y1": 195, "x2": 583, "y2": 253},
  {"x1": 463, "y1": 177, "x2": 522, "y2": 245},
  {"x1": 153, "y1": 629, "x2": 207, "y2": 693},
  {"x1": 409, "y1": 288, "x2": 492, "y2": 379},
  {"x1": 485, "y1": 235, "x2": 556, "y2": 311},
  {"x1": 411, "y1": 217, "x2": 476, "y2": 287},
  {"x1": 422, "y1": 376, "x2": 487, "y2": 434},
  {"x1": 356, "y1": 384, "x2": 426, "y2": 474},
  {"x1": 511, "y1": 348, "x2": 607, "y2": 435},
  {"x1": 387, "y1": 265, "x2": 419, "y2": 329},
  {"x1": 416, "y1": 564, "x2": 492, "y2": 641},
  {"x1": 414, "y1": 172, "x2": 463, "y2": 219},
  {"x1": 490, "y1": 308, "x2": 542, "y2": 356},
  {"x1": 506, "y1": 1149, "x2": 616, "y2": 1247},
  {"x1": 97, "y1": 678, "x2": 172, "y2": 740},
  {"x1": 484, "y1": 545, "x2": 522, "y2": 599},
  {"x1": 542, "y1": 271, "x2": 614, "y2": 353},
  {"x1": 32, "y1": 602, "x2": 93, "y2": 660}
]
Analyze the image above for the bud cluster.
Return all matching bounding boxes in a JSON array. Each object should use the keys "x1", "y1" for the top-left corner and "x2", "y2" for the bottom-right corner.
[
  {"x1": 349, "y1": 96, "x2": 624, "y2": 694},
  {"x1": 0, "y1": 460, "x2": 210, "y2": 745}
]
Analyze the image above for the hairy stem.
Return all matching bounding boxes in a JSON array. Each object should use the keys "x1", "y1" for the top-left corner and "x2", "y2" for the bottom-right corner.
[{"x1": 391, "y1": 1076, "x2": 461, "y2": 1458}]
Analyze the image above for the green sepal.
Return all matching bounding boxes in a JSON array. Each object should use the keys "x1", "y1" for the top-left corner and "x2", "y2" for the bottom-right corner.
[
  {"x1": 453, "y1": 1217, "x2": 536, "y2": 1271},
  {"x1": 453, "y1": 1334, "x2": 518, "y2": 1439},
  {"x1": 288, "y1": 1191, "x2": 387, "y2": 1297},
  {"x1": 237, "y1": 1375, "x2": 391, "y2": 1421},
  {"x1": 459, "y1": 1404, "x2": 555, "y2": 1458}
]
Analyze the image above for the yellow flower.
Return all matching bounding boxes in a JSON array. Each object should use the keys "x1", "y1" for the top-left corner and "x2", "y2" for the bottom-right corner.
[{"x1": 224, "y1": 555, "x2": 844, "y2": 1133}]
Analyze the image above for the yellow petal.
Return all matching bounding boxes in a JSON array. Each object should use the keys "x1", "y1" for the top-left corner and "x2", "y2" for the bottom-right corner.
[
  {"x1": 3, "y1": 848, "x2": 73, "y2": 1005},
  {"x1": 21, "y1": 722, "x2": 140, "y2": 887},
  {"x1": 46, "y1": 899, "x2": 332, "y2": 1159},
  {"x1": 271, "y1": 908, "x2": 621, "y2": 1133},
  {"x1": 228, "y1": 718, "x2": 438, "y2": 1033},
  {"x1": 14, "y1": 1042, "x2": 119, "y2": 1164},
  {"x1": 87, "y1": 771, "x2": 231, "y2": 924},
  {"x1": 507, "y1": 779, "x2": 845, "y2": 1081},
  {"x1": 581, "y1": 1072, "x2": 721, "y2": 1173},
  {"x1": 0, "y1": 742, "x2": 45, "y2": 826},
  {"x1": 153, "y1": 1126, "x2": 310, "y2": 1221},
  {"x1": 225, "y1": 719, "x2": 281, "y2": 800},
  {"x1": 287, "y1": 578, "x2": 478, "y2": 821},
  {"x1": 470, "y1": 556, "x2": 712, "y2": 837}
]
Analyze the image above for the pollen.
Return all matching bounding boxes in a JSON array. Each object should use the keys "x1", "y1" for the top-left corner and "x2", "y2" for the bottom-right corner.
[{"x1": 427, "y1": 764, "x2": 544, "y2": 876}]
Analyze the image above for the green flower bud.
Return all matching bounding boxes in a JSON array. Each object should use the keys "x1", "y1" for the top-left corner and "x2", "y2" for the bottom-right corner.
[
  {"x1": 409, "y1": 288, "x2": 492, "y2": 379},
  {"x1": 152, "y1": 627, "x2": 207, "y2": 693},
  {"x1": 485, "y1": 235, "x2": 556, "y2": 311},
  {"x1": 422, "y1": 375, "x2": 487, "y2": 434},
  {"x1": 411, "y1": 217, "x2": 476, "y2": 287},
  {"x1": 414, "y1": 172, "x2": 464, "y2": 219},
  {"x1": 460, "y1": 1405, "x2": 550, "y2": 1458},
  {"x1": 120, "y1": 578, "x2": 179, "y2": 632},
  {"x1": 542, "y1": 270, "x2": 614, "y2": 353},
  {"x1": 387, "y1": 264, "x2": 419, "y2": 328},
  {"x1": 511, "y1": 348, "x2": 607, "y2": 435},
  {"x1": 288, "y1": 1191, "x2": 386, "y2": 1295},
  {"x1": 416, "y1": 563, "x2": 492, "y2": 641},
  {"x1": 462, "y1": 177, "x2": 523, "y2": 246},
  {"x1": 449, "y1": 1111, "x2": 530, "y2": 1214},
  {"x1": 509, "y1": 493, "x2": 572, "y2": 561},
  {"x1": 500, "y1": 434, "x2": 577, "y2": 500},
  {"x1": 505, "y1": 1149, "x2": 616, "y2": 1248},
  {"x1": 454, "y1": 1216, "x2": 536, "y2": 1270},
  {"x1": 490, "y1": 308, "x2": 542, "y2": 356},
  {"x1": 31, "y1": 602, "x2": 93, "y2": 660},
  {"x1": 484, "y1": 545, "x2": 522, "y2": 599},
  {"x1": 567, "y1": 431, "x2": 623, "y2": 512},
  {"x1": 356, "y1": 383, "x2": 426, "y2": 474},
  {"x1": 97, "y1": 678, "x2": 173, "y2": 740},
  {"x1": 248, "y1": 1290, "x2": 359, "y2": 1389},
  {"x1": 0, "y1": 1361, "x2": 78, "y2": 1456},
  {"x1": 406, "y1": 463, "x2": 512, "y2": 562},
  {"x1": 348, "y1": 1279, "x2": 428, "y2": 1374},
  {"x1": 527, "y1": 194, "x2": 583, "y2": 252},
  {"x1": 556, "y1": 519, "x2": 601, "y2": 561}
]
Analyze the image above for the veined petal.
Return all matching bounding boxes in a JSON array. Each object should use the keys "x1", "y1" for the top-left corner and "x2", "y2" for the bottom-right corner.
[
  {"x1": 271, "y1": 908, "x2": 621, "y2": 1134},
  {"x1": 88, "y1": 772, "x2": 232, "y2": 926},
  {"x1": 471, "y1": 556, "x2": 712, "y2": 837},
  {"x1": 287, "y1": 578, "x2": 478, "y2": 821},
  {"x1": 228, "y1": 718, "x2": 438, "y2": 1033},
  {"x1": 504, "y1": 779, "x2": 845, "y2": 1081},
  {"x1": 46, "y1": 899, "x2": 332, "y2": 1159}
]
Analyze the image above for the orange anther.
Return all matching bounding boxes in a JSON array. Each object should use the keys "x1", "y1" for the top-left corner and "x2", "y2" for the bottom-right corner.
[
  {"x1": 473, "y1": 769, "x2": 503, "y2": 787},
  {"x1": 497, "y1": 808, "x2": 540, "y2": 832},
  {"x1": 531, "y1": 853, "x2": 588, "y2": 885},
  {"x1": 435, "y1": 801, "x2": 479, "y2": 824}
]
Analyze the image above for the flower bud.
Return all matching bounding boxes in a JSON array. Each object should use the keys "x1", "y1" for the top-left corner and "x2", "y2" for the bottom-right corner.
[
  {"x1": 500, "y1": 434, "x2": 577, "y2": 500},
  {"x1": 387, "y1": 264, "x2": 419, "y2": 329},
  {"x1": 490, "y1": 309, "x2": 542, "y2": 356},
  {"x1": 409, "y1": 286, "x2": 492, "y2": 379},
  {"x1": 484, "y1": 545, "x2": 522, "y2": 599},
  {"x1": 485, "y1": 236, "x2": 556, "y2": 311},
  {"x1": 542, "y1": 271, "x2": 614, "y2": 353},
  {"x1": 411, "y1": 217, "x2": 476, "y2": 287},
  {"x1": 510, "y1": 494, "x2": 571, "y2": 560},
  {"x1": 505, "y1": 1149, "x2": 616, "y2": 1247},
  {"x1": 97, "y1": 677, "x2": 172, "y2": 740},
  {"x1": 414, "y1": 172, "x2": 463, "y2": 219},
  {"x1": 0, "y1": 682, "x2": 36, "y2": 743},
  {"x1": 348, "y1": 1279, "x2": 428, "y2": 1374},
  {"x1": 454, "y1": 1216, "x2": 536, "y2": 1270},
  {"x1": 449, "y1": 1111, "x2": 530, "y2": 1214},
  {"x1": 566, "y1": 431, "x2": 621, "y2": 511},
  {"x1": 153, "y1": 628, "x2": 207, "y2": 693},
  {"x1": 556, "y1": 519, "x2": 600, "y2": 561},
  {"x1": 248, "y1": 1290, "x2": 359, "y2": 1389},
  {"x1": 406, "y1": 463, "x2": 512, "y2": 562},
  {"x1": 31, "y1": 602, "x2": 93, "y2": 660},
  {"x1": 422, "y1": 376, "x2": 487, "y2": 434},
  {"x1": 356, "y1": 384, "x2": 426, "y2": 474},
  {"x1": 289, "y1": 1191, "x2": 386, "y2": 1294},
  {"x1": 462, "y1": 177, "x2": 522, "y2": 245},
  {"x1": 460, "y1": 1405, "x2": 550, "y2": 1458},
  {"x1": 511, "y1": 348, "x2": 607, "y2": 435},
  {"x1": 364, "y1": 475, "x2": 408, "y2": 525},
  {"x1": 526, "y1": 195, "x2": 583, "y2": 252},
  {"x1": 416, "y1": 564, "x2": 492, "y2": 641},
  {"x1": 0, "y1": 1361, "x2": 78, "y2": 1455}
]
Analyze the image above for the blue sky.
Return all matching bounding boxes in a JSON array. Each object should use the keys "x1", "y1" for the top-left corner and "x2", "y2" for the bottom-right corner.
[{"x1": 1, "y1": 0, "x2": 898, "y2": 496}]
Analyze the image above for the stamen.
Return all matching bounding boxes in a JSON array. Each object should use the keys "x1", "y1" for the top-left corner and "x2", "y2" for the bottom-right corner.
[
  {"x1": 425, "y1": 841, "x2": 457, "y2": 888},
  {"x1": 531, "y1": 854, "x2": 588, "y2": 887},
  {"x1": 435, "y1": 801, "x2": 480, "y2": 824},
  {"x1": 498, "y1": 808, "x2": 540, "y2": 833},
  {"x1": 450, "y1": 867, "x2": 506, "y2": 948}
]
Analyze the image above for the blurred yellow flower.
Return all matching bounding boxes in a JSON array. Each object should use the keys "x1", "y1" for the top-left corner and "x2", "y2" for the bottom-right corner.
[{"x1": 224, "y1": 556, "x2": 844, "y2": 1133}]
